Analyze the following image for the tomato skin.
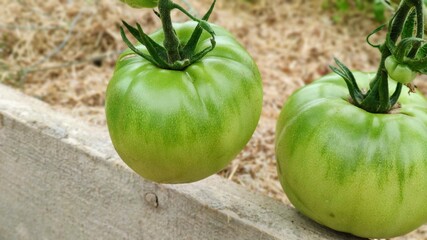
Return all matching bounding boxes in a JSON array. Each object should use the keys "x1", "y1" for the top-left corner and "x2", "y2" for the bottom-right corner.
[
  {"x1": 119, "y1": 0, "x2": 158, "y2": 8},
  {"x1": 385, "y1": 56, "x2": 417, "y2": 84},
  {"x1": 106, "y1": 21, "x2": 262, "y2": 184},
  {"x1": 275, "y1": 72, "x2": 427, "y2": 238}
]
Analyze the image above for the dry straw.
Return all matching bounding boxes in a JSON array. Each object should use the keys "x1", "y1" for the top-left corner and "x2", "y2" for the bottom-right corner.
[{"x1": 1, "y1": 1, "x2": 426, "y2": 238}]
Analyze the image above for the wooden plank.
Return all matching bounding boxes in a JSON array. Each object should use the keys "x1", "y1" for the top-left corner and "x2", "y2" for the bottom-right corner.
[{"x1": 0, "y1": 84, "x2": 363, "y2": 240}]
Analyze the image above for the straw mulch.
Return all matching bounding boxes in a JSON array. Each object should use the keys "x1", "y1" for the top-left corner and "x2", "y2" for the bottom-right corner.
[{"x1": 2, "y1": 0, "x2": 427, "y2": 239}]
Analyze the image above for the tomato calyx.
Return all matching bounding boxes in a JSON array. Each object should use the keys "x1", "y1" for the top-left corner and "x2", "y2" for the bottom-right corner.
[
  {"x1": 330, "y1": 0, "x2": 426, "y2": 113},
  {"x1": 120, "y1": 0, "x2": 217, "y2": 70}
]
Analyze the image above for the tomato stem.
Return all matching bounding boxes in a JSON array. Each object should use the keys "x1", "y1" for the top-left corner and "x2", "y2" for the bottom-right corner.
[
  {"x1": 120, "y1": 0, "x2": 217, "y2": 70},
  {"x1": 331, "y1": 0, "x2": 426, "y2": 113},
  {"x1": 159, "y1": 0, "x2": 182, "y2": 63}
]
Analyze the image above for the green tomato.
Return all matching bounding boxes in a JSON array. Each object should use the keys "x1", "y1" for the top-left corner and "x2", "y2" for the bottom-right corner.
[
  {"x1": 385, "y1": 55, "x2": 417, "y2": 84},
  {"x1": 275, "y1": 72, "x2": 427, "y2": 238},
  {"x1": 120, "y1": 0, "x2": 158, "y2": 8},
  {"x1": 106, "y1": 21, "x2": 263, "y2": 184}
]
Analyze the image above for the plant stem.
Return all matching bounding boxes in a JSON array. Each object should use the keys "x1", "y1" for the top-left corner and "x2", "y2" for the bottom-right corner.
[
  {"x1": 158, "y1": 0, "x2": 181, "y2": 63},
  {"x1": 363, "y1": 0, "x2": 423, "y2": 113}
]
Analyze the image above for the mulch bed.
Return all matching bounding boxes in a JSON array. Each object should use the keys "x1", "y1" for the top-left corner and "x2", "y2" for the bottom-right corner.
[{"x1": 2, "y1": 0, "x2": 427, "y2": 239}]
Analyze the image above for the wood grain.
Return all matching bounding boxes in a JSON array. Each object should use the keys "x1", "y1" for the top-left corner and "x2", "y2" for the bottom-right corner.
[{"x1": 0, "y1": 84, "x2": 363, "y2": 240}]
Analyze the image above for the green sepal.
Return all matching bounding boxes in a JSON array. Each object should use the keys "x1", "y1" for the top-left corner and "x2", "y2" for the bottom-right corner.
[
  {"x1": 122, "y1": 20, "x2": 169, "y2": 63},
  {"x1": 400, "y1": 39, "x2": 427, "y2": 71},
  {"x1": 189, "y1": 38, "x2": 216, "y2": 64},
  {"x1": 416, "y1": 44, "x2": 427, "y2": 58},
  {"x1": 122, "y1": 20, "x2": 145, "y2": 43},
  {"x1": 121, "y1": 20, "x2": 170, "y2": 68},
  {"x1": 401, "y1": 9, "x2": 416, "y2": 39},
  {"x1": 414, "y1": 0, "x2": 425, "y2": 38},
  {"x1": 405, "y1": 53, "x2": 427, "y2": 71},
  {"x1": 389, "y1": 3, "x2": 412, "y2": 42},
  {"x1": 394, "y1": 37, "x2": 424, "y2": 62},
  {"x1": 202, "y1": 0, "x2": 216, "y2": 21},
  {"x1": 389, "y1": 82, "x2": 403, "y2": 107},
  {"x1": 330, "y1": 58, "x2": 364, "y2": 105},
  {"x1": 416, "y1": 44, "x2": 427, "y2": 73},
  {"x1": 120, "y1": 26, "x2": 161, "y2": 66},
  {"x1": 135, "y1": 23, "x2": 170, "y2": 66},
  {"x1": 181, "y1": 0, "x2": 216, "y2": 59},
  {"x1": 198, "y1": 20, "x2": 216, "y2": 38},
  {"x1": 359, "y1": 79, "x2": 380, "y2": 112},
  {"x1": 119, "y1": 0, "x2": 217, "y2": 70}
]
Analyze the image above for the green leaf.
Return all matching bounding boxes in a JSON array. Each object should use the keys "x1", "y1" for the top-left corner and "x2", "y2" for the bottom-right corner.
[
  {"x1": 336, "y1": 0, "x2": 349, "y2": 11},
  {"x1": 373, "y1": 0, "x2": 386, "y2": 22}
]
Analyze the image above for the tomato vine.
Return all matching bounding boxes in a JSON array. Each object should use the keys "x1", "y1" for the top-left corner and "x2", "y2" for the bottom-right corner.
[
  {"x1": 120, "y1": 0, "x2": 216, "y2": 70},
  {"x1": 276, "y1": 1, "x2": 427, "y2": 237},
  {"x1": 331, "y1": 0, "x2": 427, "y2": 113}
]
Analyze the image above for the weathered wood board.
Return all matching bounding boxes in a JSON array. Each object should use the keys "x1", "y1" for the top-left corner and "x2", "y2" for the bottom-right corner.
[{"x1": 0, "y1": 84, "x2": 363, "y2": 240}]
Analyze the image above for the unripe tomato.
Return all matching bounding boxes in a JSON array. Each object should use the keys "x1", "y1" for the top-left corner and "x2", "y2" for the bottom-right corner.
[
  {"x1": 106, "y1": 22, "x2": 263, "y2": 184},
  {"x1": 385, "y1": 55, "x2": 417, "y2": 84},
  {"x1": 276, "y1": 72, "x2": 427, "y2": 238}
]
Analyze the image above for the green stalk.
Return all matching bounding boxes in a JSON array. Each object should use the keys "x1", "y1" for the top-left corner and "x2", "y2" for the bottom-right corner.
[
  {"x1": 332, "y1": 0, "x2": 424, "y2": 113},
  {"x1": 362, "y1": 1, "x2": 416, "y2": 112},
  {"x1": 120, "y1": 0, "x2": 217, "y2": 70},
  {"x1": 158, "y1": 0, "x2": 181, "y2": 63}
]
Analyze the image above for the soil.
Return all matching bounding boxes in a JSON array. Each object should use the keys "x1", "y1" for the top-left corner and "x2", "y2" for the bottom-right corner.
[{"x1": 1, "y1": 0, "x2": 427, "y2": 239}]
